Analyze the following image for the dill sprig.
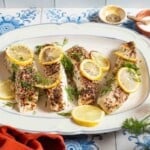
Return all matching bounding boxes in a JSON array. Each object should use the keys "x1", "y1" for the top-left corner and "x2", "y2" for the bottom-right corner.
[
  {"x1": 34, "y1": 72, "x2": 51, "y2": 85},
  {"x1": 100, "y1": 77, "x2": 115, "y2": 96},
  {"x1": 35, "y1": 45, "x2": 43, "y2": 55},
  {"x1": 70, "y1": 52, "x2": 83, "y2": 62},
  {"x1": 5, "y1": 102, "x2": 17, "y2": 109},
  {"x1": 54, "y1": 38, "x2": 68, "y2": 47},
  {"x1": 61, "y1": 54, "x2": 74, "y2": 77},
  {"x1": 122, "y1": 115, "x2": 150, "y2": 135},
  {"x1": 66, "y1": 85, "x2": 79, "y2": 101},
  {"x1": 122, "y1": 61, "x2": 141, "y2": 75},
  {"x1": 9, "y1": 64, "x2": 19, "y2": 82},
  {"x1": 57, "y1": 110, "x2": 72, "y2": 117}
]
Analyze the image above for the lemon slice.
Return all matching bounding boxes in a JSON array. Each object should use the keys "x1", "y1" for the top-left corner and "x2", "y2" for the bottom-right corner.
[
  {"x1": 71, "y1": 105, "x2": 105, "y2": 127},
  {"x1": 0, "y1": 80, "x2": 15, "y2": 100},
  {"x1": 80, "y1": 59, "x2": 102, "y2": 81},
  {"x1": 6, "y1": 44, "x2": 33, "y2": 66},
  {"x1": 117, "y1": 67, "x2": 140, "y2": 93},
  {"x1": 90, "y1": 51, "x2": 110, "y2": 71},
  {"x1": 114, "y1": 42, "x2": 136, "y2": 62},
  {"x1": 39, "y1": 45, "x2": 63, "y2": 65},
  {"x1": 115, "y1": 51, "x2": 136, "y2": 62}
]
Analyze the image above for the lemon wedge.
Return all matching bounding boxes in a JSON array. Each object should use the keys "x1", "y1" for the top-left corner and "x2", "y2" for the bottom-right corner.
[
  {"x1": 117, "y1": 67, "x2": 140, "y2": 93},
  {"x1": 71, "y1": 105, "x2": 105, "y2": 127},
  {"x1": 0, "y1": 80, "x2": 15, "y2": 100},
  {"x1": 80, "y1": 59, "x2": 102, "y2": 81},
  {"x1": 6, "y1": 44, "x2": 33, "y2": 66},
  {"x1": 90, "y1": 51, "x2": 110, "y2": 72},
  {"x1": 39, "y1": 45, "x2": 63, "y2": 65}
]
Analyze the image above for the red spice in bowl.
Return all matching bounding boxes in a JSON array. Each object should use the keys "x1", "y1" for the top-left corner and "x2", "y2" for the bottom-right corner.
[{"x1": 136, "y1": 9, "x2": 150, "y2": 37}]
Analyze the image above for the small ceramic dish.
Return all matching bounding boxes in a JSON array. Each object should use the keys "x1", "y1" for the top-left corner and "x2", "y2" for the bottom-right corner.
[
  {"x1": 99, "y1": 5, "x2": 126, "y2": 25},
  {"x1": 135, "y1": 9, "x2": 150, "y2": 37}
]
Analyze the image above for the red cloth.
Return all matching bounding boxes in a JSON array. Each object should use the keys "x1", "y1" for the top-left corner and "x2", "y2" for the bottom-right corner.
[{"x1": 0, "y1": 126, "x2": 65, "y2": 150}]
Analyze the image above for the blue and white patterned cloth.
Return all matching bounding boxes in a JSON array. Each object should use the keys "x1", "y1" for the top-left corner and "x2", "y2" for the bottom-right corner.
[
  {"x1": 0, "y1": 8, "x2": 149, "y2": 150},
  {"x1": 0, "y1": 8, "x2": 138, "y2": 35}
]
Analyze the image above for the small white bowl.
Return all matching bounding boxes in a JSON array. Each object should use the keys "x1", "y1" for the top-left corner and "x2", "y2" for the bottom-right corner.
[{"x1": 99, "y1": 5, "x2": 126, "y2": 25}]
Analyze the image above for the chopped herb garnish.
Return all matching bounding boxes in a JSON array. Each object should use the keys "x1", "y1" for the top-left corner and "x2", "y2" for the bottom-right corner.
[
  {"x1": 122, "y1": 115, "x2": 150, "y2": 135},
  {"x1": 21, "y1": 81, "x2": 32, "y2": 89},
  {"x1": 61, "y1": 55, "x2": 73, "y2": 77},
  {"x1": 66, "y1": 85, "x2": 79, "y2": 101},
  {"x1": 57, "y1": 110, "x2": 72, "y2": 117},
  {"x1": 19, "y1": 56, "x2": 24, "y2": 61}
]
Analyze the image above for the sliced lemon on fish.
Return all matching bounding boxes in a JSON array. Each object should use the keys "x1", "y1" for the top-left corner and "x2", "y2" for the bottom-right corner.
[
  {"x1": 117, "y1": 67, "x2": 140, "y2": 93},
  {"x1": 71, "y1": 105, "x2": 105, "y2": 127},
  {"x1": 114, "y1": 43, "x2": 136, "y2": 62},
  {"x1": 6, "y1": 44, "x2": 34, "y2": 66},
  {"x1": 39, "y1": 45, "x2": 63, "y2": 65},
  {"x1": 90, "y1": 51, "x2": 110, "y2": 72},
  {"x1": 0, "y1": 80, "x2": 15, "y2": 100},
  {"x1": 80, "y1": 59, "x2": 102, "y2": 81}
]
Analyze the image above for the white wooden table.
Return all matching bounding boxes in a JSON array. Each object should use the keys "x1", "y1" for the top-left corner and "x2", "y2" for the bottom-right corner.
[{"x1": 0, "y1": 8, "x2": 149, "y2": 150}]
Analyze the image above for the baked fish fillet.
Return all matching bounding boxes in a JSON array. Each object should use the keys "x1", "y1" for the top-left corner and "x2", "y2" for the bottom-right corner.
[
  {"x1": 97, "y1": 41, "x2": 137, "y2": 114},
  {"x1": 38, "y1": 44, "x2": 68, "y2": 112},
  {"x1": 66, "y1": 46, "x2": 99, "y2": 105},
  {"x1": 15, "y1": 66, "x2": 39, "y2": 112},
  {"x1": 5, "y1": 46, "x2": 39, "y2": 112},
  {"x1": 43, "y1": 62, "x2": 68, "y2": 111}
]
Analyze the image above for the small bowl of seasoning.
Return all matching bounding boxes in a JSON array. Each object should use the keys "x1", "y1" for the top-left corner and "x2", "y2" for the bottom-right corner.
[
  {"x1": 99, "y1": 5, "x2": 126, "y2": 25},
  {"x1": 135, "y1": 9, "x2": 150, "y2": 37}
]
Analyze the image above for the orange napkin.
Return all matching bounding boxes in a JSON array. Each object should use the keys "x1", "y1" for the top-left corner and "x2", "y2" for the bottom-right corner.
[{"x1": 0, "y1": 126, "x2": 65, "y2": 150}]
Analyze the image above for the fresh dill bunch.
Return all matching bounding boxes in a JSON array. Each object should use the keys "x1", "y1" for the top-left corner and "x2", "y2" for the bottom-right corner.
[{"x1": 122, "y1": 115, "x2": 150, "y2": 135}]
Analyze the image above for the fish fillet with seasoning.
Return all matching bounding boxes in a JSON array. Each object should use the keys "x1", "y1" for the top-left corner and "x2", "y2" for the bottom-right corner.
[
  {"x1": 38, "y1": 44, "x2": 68, "y2": 111},
  {"x1": 66, "y1": 46, "x2": 99, "y2": 105},
  {"x1": 5, "y1": 45, "x2": 39, "y2": 112},
  {"x1": 97, "y1": 42, "x2": 138, "y2": 114}
]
